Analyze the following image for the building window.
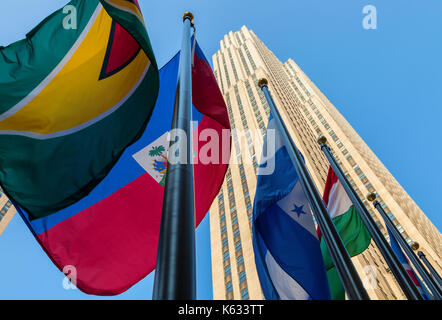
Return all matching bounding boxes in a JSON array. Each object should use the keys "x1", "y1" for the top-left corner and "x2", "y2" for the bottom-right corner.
[
  {"x1": 387, "y1": 212, "x2": 396, "y2": 221},
  {"x1": 224, "y1": 265, "x2": 231, "y2": 276},
  {"x1": 233, "y1": 227, "x2": 240, "y2": 238},
  {"x1": 226, "y1": 281, "x2": 233, "y2": 293},
  {"x1": 239, "y1": 271, "x2": 247, "y2": 283},
  {"x1": 223, "y1": 251, "x2": 230, "y2": 261},
  {"x1": 241, "y1": 288, "x2": 249, "y2": 300}
]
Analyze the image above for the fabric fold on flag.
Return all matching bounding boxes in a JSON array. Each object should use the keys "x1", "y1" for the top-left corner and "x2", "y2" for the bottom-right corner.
[
  {"x1": 11, "y1": 28, "x2": 230, "y2": 294},
  {"x1": 0, "y1": 0, "x2": 159, "y2": 219},
  {"x1": 252, "y1": 116, "x2": 331, "y2": 300},
  {"x1": 319, "y1": 167, "x2": 371, "y2": 299}
]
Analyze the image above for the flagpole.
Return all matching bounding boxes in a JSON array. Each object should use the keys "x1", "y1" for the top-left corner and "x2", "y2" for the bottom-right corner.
[
  {"x1": 152, "y1": 12, "x2": 196, "y2": 300},
  {"x1": 418, "y1": 251, "x2": 442, "y2": 291},
  {"x1": 318, "y1": 137, "x2": 423, "y2": 300},
  {"x1": 258, "y1": 79, "x2": 370, "y2": 300},
  {"x1": 367, "y1": 193, "x2": 442, "y2": 299}
]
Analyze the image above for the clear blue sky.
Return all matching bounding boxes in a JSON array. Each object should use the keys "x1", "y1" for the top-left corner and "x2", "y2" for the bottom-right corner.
[{"x1": 0, "y1": 0, "x2": 441, "y2": 299}]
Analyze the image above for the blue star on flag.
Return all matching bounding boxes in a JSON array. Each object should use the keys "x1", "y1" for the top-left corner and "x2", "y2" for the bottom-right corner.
[{"x1": 291, "y1": 203, "x2": 307, "y2": 218}]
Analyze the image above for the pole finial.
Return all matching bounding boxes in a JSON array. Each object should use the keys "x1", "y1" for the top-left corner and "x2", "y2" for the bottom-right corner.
[
  {"x1": 317, "y1": 135, "x2": 327, "y2": 145},
  {"x1": 258, "y1": 78, "x2": 268, "y2": 88},
  {"x1": 183, "y1": 12, "x2": 194, "y2": 23},
  {"x1": 367, "y1": 192, "x2": 377, "y2": 202},
  {"x1": 410, "y1": 241, "x2": 420, "y2": 251}
]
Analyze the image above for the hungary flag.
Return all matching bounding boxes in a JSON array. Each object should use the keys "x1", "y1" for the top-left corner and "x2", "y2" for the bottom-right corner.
[
  {"x1": 319, "y1": 167, "x2": 371, "y2": 299},
  {"x1": 0, "y1": 0, "x2": 159, "y2": 219}
]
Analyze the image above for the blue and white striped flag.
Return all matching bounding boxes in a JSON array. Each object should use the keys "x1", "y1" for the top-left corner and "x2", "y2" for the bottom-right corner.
[{"x1": 252, "y1": 115, "x2": 331, "y2": 300}]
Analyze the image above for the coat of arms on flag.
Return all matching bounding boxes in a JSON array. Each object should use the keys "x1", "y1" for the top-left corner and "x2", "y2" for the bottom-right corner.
[{"x1": 133, "y1": 132, "x2": 170, "y2": 186}]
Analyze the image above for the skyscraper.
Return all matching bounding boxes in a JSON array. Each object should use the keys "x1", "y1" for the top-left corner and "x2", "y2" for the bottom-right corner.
[
  {"x1": 209, "y1": 26, "x2": 442, "y2": 300},
  {"x1": 0, "y1": 188, "x2": 15, "y2": 236}
]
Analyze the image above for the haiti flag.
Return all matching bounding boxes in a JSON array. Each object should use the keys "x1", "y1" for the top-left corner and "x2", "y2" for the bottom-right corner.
[
  {"x1": 0, "y1": 0, "x2": 159, "y2": 219},
  {"x1": 8, "y1": 34, "x2": 231, "y2": 295}
]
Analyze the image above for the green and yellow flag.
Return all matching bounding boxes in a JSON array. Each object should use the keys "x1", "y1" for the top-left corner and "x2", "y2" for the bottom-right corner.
[{"x1": 0, "y1": 0, "x2": 159, "y2": 219}]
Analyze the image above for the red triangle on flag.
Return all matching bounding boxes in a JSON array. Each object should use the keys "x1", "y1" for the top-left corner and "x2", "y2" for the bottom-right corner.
[{"x1": 99, "y1": 21, "x2": 141, "y2": 80}]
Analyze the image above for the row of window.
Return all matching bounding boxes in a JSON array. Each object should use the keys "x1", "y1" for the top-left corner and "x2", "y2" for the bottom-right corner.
[
  {"x1": 217, "y1": 186, "x2": 233, "y2": 300},
  {"x1": 227, "y1": 48, "x2": 239, "y2": 82},
  {"x1": 242, "y1": 43, "x2": 256, "y2": 71},
  {"x1": 245, "y1": 79, "x2": 268, "y2": 138},
  {"x1": 238, "y1": 163, "x2": 253, "y2": 229},
  {"x1": 214, "y1": 54, "x2": 225, "y2": 94},
  {"x1": 0, "y1": 200, "x2": 12, "y2": 216},
  {"x1": 221, "y1": 53, "x2": 231, "y2": 89},
  {"x1": 234, "y1": 85, "x2": 258, "y2": 171},
  {"x1": 220, "y1": 168, "x2": 249, "y2": 300}
]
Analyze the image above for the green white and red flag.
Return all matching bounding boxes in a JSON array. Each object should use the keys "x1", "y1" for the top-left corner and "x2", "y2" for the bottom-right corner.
[{"x1": 319, "y1": 167, "x2": 371, "y2": 299}]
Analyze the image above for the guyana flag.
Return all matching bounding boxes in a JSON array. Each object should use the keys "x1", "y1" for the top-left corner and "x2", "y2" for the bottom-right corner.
[
  {"x1": 0, "y1": 0, "x2": 159, "y2": 220},
  {"x1": 319, "y1": 167, "x2": 371, "y2": 299}
]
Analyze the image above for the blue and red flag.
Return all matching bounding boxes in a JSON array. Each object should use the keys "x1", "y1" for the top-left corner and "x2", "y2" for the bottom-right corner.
[
  {"x1": 15, "y1": 41, "x2": 231, "y2": 295},
  {"x1": 384, "y1": 219, "x2": 431, "y2": 299}
]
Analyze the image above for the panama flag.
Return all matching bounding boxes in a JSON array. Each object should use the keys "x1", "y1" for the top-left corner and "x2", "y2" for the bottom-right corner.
[
  {"x1": 319, "y1": 167, "x2": 371, "y2": 299},
  {"x1": 252, "y1": 116, "x2": 331, "y2": 300},
  {"x1": 384, "y1": 220, "x2": 431, "y2": 299},
  {"x1": 0, "y1": 0, "x2": 159, "y2": 219},
  {"x1": 1, "y1": 2, "x2": 230, "y2": 295}
]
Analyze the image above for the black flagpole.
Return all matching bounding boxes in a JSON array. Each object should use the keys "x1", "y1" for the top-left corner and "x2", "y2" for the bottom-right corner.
[
  {"x1": 367, "y1": 192, "x2": 442, "y2": 299},
  {"x1": 418, "y1": 251, "x2": 442, "y2": 293},
  {"x1": 153, "y1": 12, "x2": 196, "y2": 300},
  {"x1": 318, "y1": 137, "x2": 423, "y2": 300},
  {"x1": 259, "y1": 79, "x2": 370, "y2": 300}
]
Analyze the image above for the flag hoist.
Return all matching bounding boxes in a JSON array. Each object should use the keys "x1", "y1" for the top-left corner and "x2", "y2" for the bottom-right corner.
[{"x1": 153, "y1": 12, "x2": 196, "y2": 300}]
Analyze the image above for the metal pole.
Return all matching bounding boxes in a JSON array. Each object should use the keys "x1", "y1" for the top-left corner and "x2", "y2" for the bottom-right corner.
[
  {"x1": 367, "y1": 193, "x2": 442, "y2": 299},
  {"x1": 152, "y1": 12, "x2": 196, "y2": 300},
  {"x1": 258, "y1": 79, "x2": 369, "y2": 300},
  {"x1": 318, "y1": 138, "x2": 423, "y2": 300},
  {"x1": 418, "y1": 251, "x2": 442, "y2": 292}
]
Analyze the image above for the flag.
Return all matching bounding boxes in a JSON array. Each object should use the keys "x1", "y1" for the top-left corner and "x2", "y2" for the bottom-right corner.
[
  {"x1": 319, "y1": 167, "x2": 371, "y2": 299},
  {"x1": 252, "y1": 116, "x2": 331, "y2": 300},
  {"x1": 13, "y1": 39, "x2": 230, "y2": 294},
  {"x1": 384, "y1": 219, "x2": 431, "y2": 299},
  {"x1": 0, "y1": 0, "x2": 159, "y2": 219}
]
